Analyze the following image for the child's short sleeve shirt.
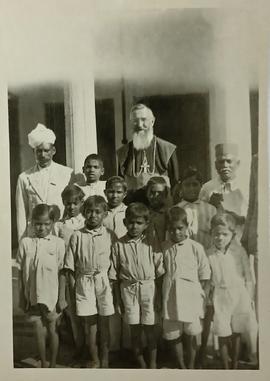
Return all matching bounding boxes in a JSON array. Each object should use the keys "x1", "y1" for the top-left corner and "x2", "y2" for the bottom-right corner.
[
  {"x1": 64, "y1": 226, "x2": 115, "y2": 316},
  {"x1": 162, "y1": 238, "x2": 211, "y2": 322},
  {"x1": 17, "y1": 235, "x2": 65, "y2": 311},
  {"x1": 64, "y1": 226, "x2": 115, "y2": 275},
  {"x1": 207, "y1": 241, "x2": 252, "y2": 289},
  {"x1": 103, "y1": 203, "x2": 127, "y2": 239},
  {"x1": 77, "y1": 181, "x2": 106, "y2": 200},
  {"x1": 109, "y1": 234, "x2": 165, "y2": 282}
]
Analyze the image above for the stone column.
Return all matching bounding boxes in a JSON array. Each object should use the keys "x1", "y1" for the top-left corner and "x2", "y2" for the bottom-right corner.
[
  {"x1": 209, "y1": 10, "x2": 252, "y2": 196},
  {"x1": 64, "y1": 78, "x2": 97, "y2": 173}
]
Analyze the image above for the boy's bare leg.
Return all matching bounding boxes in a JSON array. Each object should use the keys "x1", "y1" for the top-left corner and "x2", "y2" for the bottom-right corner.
[
  {"x1": 73, "y1": 317, "x2": 85, "y2": 355},
  {"x1": 198, "y1": 306, "x2": 214, "y2": 367},
  {"x1": 47, "y1": 318, "x2": 59, "y2": 368},
  {"x1": 67, "y1": 274, "x2": 84, "y2": 356},
  {"x1": 144, "y1": 325, "x2": 157, "y2": 368},
  {"x1": 172, "y1": 336, "x2": 186, "y2": 369},
  {"x1": 219, "y1": 337, "x2": 230, "y2": 369},
  {"x1": 33, "y1": 319, "x2": 47, "y2": 367},
  {"x1": 186, "y1": 335, "x2": 197, "y2": 369},
  {"x1": 86, "y1": 316, "x2": 100, "y2": 367},
  {"x1": 99, "y1": 316, "x2": 110, "y2": 368},
  {"x1": 231, "y1": 333, "x2": 241, "y2": 369},
  {"x1": 130, "y1": 325, "x2": 146, "y2": 368}
]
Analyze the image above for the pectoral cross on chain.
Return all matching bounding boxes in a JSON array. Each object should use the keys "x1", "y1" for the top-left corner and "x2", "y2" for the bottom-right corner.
[{"x1": 141, "y1": 151, "x2": 150, "y2": 174}]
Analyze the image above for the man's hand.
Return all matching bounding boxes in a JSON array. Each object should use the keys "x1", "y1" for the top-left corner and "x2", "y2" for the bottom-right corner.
[{"x1": 209, "y1": 192, "x2": 224, "y2": 208}]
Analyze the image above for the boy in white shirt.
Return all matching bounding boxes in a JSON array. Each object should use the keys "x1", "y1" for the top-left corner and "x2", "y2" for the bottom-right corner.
[{"x1": 77, "y1": 154, "x2": 106, "y2": 199}]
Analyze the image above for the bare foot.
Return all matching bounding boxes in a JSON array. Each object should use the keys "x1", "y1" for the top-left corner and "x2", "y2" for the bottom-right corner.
[{"x1": 85, "y1": 360, "x2": 100, "y2": 368}]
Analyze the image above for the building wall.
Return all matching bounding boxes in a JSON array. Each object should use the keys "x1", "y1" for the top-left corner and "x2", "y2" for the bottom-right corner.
[
  {"x1": 9, "y1": 85, "x2": 64, "y2": 173},
  {"x1": 9, "y1": 9, "x2": 259, "y2": 191}
]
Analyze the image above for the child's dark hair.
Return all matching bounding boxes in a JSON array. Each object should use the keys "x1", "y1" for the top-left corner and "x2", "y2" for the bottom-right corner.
[
  {"x1": 32, "y1": 204, "x2": 60, "y2": 222},
  {"x1": 146, "y1": 176, "x2": 169, "y2": 196},
  {"x1": 210, "y1": 212, "x2": 236, "y2": 232},
  {"x1": 182, "y1": 166, "x2": 203, "y2": 184},
  {"x1": 105, "y1": 176, "x2": 127, "y2": 192},
  {"x1": 166, "y1": 206, "x2": 188, "y2": 226},
  {"x1": 81, "y1": 195, "x2": 108, "y2": 216},
  {"x1": 125, "y1": 202, "x2": 150, "y2": 222},
  {"x1": 83, "y1": 153, "x2": 104, "y2": 167},
  {"x1": 61, "y1": 185, "x2": 85, "y2": 202}
]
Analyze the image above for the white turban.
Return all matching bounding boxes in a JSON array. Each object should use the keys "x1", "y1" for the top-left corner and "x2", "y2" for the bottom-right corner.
[{"x1": 28, "y1": 123, "x2": 56, "y2": 148}]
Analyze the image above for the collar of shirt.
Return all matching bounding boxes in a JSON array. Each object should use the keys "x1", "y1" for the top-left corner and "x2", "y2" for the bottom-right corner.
[
  {"x1": 125, "y1": 233, "x2": 145, "y2": 244},
  {"x1": 213, "y1": 246, "x2": 227, "y2": 256},
  {"x1": 34, "y1": 233, "x2": 52, "y2": 241},
  {"x1": 36, "y1": 161, "x2": 53, "y2": 173},
  {"x1": 217, "y1": 176, "x2": 239, "y2": 191},
  {"x1": 179, "y1": 199, "x2": 201, "y2": 207},
  {"x1": 169, "y1": 237, "x2": 189, "y2": 247},
  {"x1": 85, "y1": 181, "x2": 104, "y2": 188},
  {"x1": 108, "y1": 203, "x2": 126, "y2": 215},
  {"x1": 83, "y1": 225, "x2": 105, "y2": 236},
  {"x1": 63, "y1": 213, "x2": 84, "y2": 225}
]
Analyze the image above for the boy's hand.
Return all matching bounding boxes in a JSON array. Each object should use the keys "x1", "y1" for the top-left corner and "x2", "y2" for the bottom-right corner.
[
  {"x1": 115, "y1": 301, "x2": 125, "y2": 315},
  {"x1": 19, "y1": 298, "x2": 28, "y2": 313},
  {"x1": 18, "y1": 288, "x2": 28, "y2": 313},
  {"x1": 209, "y1": 192, "x2": 223, "y2": 208},
  {"x1": 56, "y1": 298, "x2": 68, "y2": 313},
  {"x1": 155, "y1": 296, "x2": 162, "y2": 313}
]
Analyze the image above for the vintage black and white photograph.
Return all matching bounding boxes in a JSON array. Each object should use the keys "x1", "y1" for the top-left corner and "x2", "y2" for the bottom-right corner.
[{"x1": 1, "y1": 1, "x2": 267, "y2": 375}]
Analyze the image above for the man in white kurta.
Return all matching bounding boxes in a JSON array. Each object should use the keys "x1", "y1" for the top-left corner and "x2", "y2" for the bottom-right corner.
[
  {"x1": 199, "y1": 143, "x2": 248, "y2": 217},
  {"x1": 16, "y1": 124, "x2": 74, "y2": 240}
]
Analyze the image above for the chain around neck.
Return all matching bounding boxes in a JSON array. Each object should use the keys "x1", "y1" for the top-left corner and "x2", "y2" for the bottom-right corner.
[{"x1": 132, "y1": 136, "x2": 156, "y2": 177}]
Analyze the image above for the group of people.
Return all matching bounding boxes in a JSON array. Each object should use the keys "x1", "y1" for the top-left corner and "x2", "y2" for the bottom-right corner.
[{"x1": 15, "y1": 104, "x2": 258, "y2": 369}]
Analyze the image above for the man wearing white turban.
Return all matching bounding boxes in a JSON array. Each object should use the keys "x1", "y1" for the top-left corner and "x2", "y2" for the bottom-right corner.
[{"x1": 16, "y1": 124, "x2": 74, "y2": 240}]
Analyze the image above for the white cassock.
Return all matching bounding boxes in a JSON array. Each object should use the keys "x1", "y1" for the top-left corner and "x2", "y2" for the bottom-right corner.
[{"x1": 16, "y1": 161, "x2": 74, "y2": 240}]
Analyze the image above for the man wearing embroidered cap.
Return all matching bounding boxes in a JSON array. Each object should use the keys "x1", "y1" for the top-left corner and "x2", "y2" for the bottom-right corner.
[
  {"x1": 199, "y1": 143, "x2": 248, "y2": 217},
  {"x1": 16, "y1": 124, "x2": 74, "y2": 240}
]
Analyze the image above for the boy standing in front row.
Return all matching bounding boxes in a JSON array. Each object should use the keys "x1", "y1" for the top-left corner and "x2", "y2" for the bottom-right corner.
[
  {"x1": 110, "y1": 203, "x2": 165, "y2": 369},
  {"x1": 162, "y1": 207, "x2": 211, "y2": 369},
  {"x1": 53, "y1": 185, "x2": 85, "y2": 364},
  {"x1": 63, "y1": 196, "x2": 115, "y2": 368},
  {"x1": 207, "y1": 212, "x2": 256, "y2": 369},
  {"x1": 17, "y1": 204, "x2": 66, "y2": 368}
]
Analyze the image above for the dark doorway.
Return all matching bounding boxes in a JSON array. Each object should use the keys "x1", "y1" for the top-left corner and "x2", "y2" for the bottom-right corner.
[
  {"x1": 45, "y1": 103, "x2": 66, "y2": 165},
  {"x1": 135, "y1": 94, "x2": 210, "y2": 182},
  {"x1": 95, "y1": 99, "x2": 116, "y2": 179}
]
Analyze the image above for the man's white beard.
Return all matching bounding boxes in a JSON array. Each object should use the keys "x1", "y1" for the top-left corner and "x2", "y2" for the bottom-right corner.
[{"x1": 133, "y1": 128, "x2": 154, "y2": 150}]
